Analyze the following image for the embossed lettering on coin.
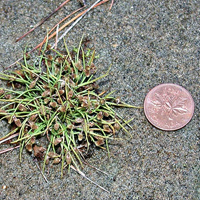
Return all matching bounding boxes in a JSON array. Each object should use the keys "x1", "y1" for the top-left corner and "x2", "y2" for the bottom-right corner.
[{"x1": 144, "y1": 83, "x2": 194, "y2": 131}]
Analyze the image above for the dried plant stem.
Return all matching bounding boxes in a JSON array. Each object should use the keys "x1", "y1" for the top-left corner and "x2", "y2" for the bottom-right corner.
[
  {"x1": 82, "y1": 160, "x2": 109, "y2": 176},
  {"x1": 109, "y1": 0, "x2": 114, "y2": 10},
  {"x1": 39, "y1": 6, "x2": 84, "y2": 53},
  {"x1": 6, "y1": 0, "x2": 109, "y2": 69},
  {"x1": 0, "y1": 133, "x2": 19, "y2": 145},
  {"x1": 52, "y1": 0, "x2": 101, "y2": 49},
  {"x1": 0, "y1": 145, "x2": 20, "y2": 155},
  {"x1": 5, "y1": 7, "x2": 82, "y2": 69},
  {"x1": 0, "y1": 128, "x2": 19, "y2": 142},
  {"x1": 54, "y1": 24, "x2": 59, "y2": 50},
  {"x1": 34, "y1": 159, "x2": 49, "y2": 183},
  {"x1": 95, "y1": 0, "x2": 109, "y2": 7},
  {"x1": 15, "y1": 0, "x2": 71, "y2": 42},
  {"x1": 70, "y1": 165, "x2": 110, "y2": 193}
]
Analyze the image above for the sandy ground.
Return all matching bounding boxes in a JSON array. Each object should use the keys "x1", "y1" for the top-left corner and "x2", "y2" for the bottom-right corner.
[{"x1": 0, "y1": 0, "x2": 200, "y2": 199}]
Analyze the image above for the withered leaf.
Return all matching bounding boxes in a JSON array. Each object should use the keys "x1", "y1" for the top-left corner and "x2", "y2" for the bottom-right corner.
[
  {"x1": 54, "y1": 123, "x2": 59, "y2": 131},
  {"x1": 103, "y1": 124, "x2": 112, "y2": 133},
  {"x1": 95, "y1": 137, "x2": 104, "y2": 146},
  {"x1": 18, "y1": 104, "x2": 27, "y2": 112},
  {"x1": 54, "y1": 137, "x2": 62, "y2": 146},
  {"x1": 52, "y1": 157, "x2": 61, "y2": 164},
  {"x1": 33, "y1": 145, "x2": 45, "y2": 160},
  {"x1": 29, "y1": 80, "x2": 37, "y2": 89},
  {"x1": 97, "y1": 111, "x2": 103, "y2": 120},
  {"x1": 13, "y1": 117, "x2": 22, "y2": 127},
  {"x1": 29, "y1": 114, "x2": 38, "y2": 122},
  {"x1": 65, "y1": 153, "x2": 71, "y2": 165},
  {"x1": 49, "y1": 101, "x2": 57, "y2": 108},
  {"x1": 114, "y1": 123, "x2": 121, "y2": 131},
  {"x1": 42, "y1": 90, "x2": 50, "y2": 97},
  {"x1": 25, "y1": 144, "x2": 32, "y2": 152},
  {"x1": 48, "y1": 151, "x2": 59, "y2": 158}
]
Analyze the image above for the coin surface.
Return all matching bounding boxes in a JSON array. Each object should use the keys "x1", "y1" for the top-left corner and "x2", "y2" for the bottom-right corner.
[{"x1": 144, "y1": 83, "x2": 194, "y2": 131}]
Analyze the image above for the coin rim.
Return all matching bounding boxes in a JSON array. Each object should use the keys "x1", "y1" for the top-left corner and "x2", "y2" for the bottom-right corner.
[{"x1": 144, "y1": 83, "x2": 195, "y2": 131}]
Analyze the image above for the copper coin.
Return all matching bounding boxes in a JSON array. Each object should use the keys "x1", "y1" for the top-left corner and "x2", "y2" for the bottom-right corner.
[{"x1": 144, "y1": 83, "x2": 194, "y2": 131}]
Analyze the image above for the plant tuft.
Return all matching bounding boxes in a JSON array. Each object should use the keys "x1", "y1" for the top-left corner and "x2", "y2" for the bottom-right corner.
[{"x1": 0, "y1": 39, "x2": 136, "y2": 176}]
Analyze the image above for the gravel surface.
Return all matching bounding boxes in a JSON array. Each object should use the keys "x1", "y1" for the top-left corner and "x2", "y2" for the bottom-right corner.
[{"x1": 0, "y1": 0, "x2": 200, "y2": 199}]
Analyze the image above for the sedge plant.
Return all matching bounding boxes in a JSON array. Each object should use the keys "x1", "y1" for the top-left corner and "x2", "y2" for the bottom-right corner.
[{"x1": 0, "y1": 38, "x2": 137, "y2": 177}]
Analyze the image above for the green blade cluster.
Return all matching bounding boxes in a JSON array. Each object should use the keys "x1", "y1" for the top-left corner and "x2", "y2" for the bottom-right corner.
[{"x1": 0, "y1": 40, "x2": 133, "y2": 176}]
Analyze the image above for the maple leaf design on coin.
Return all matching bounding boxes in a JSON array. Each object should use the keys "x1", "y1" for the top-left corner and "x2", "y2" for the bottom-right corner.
[
  {"x1": 152, "y1": 92, "x2": 188, "y2": 121},
  {"x1": 144, "y1": 83, "x2": 194, "y2": 131}
]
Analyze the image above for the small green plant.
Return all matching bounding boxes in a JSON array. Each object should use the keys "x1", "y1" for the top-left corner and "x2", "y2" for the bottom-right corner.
[{"x1": 0, "y1": 39, "x2": 136, "y2": 177}]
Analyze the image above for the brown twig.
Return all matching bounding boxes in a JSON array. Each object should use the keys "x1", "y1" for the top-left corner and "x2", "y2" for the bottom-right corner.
[
  {"x1": 15, "y1": 0, "x2": 71, "y2": 42},
  {"x1": 38, "y1": 6, "x2": 84, "y2": 53},
  {"x1": 109, "y1": 0, "x2": 114, "y2": 10},
  {"x1": 45, "y1": 9, "x2": 88, "y2": 44},
  {"x1": 5, "y1": 0, "x2": 110, "y2": 69},
  {"x1": 0, "y1": 145, "x2": 20, "y2": 155},
  {"x1": 51, "y1": 0, "x2": 101, "y2": 49},
  {"x1": 0, "y1": 133, "x2": 19, "y2": 145},
  {"x1": 5, "y1": 7, "x2": 83, "y2": 69}
]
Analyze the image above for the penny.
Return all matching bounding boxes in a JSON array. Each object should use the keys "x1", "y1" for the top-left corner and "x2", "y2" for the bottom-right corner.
[{"x1": 144, "y1": 83, "x2": 194, "y2": 131}]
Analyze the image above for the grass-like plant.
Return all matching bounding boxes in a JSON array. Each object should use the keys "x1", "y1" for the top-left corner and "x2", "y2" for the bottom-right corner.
[{"x1": 0, "y1": 39, "x2": 136, "y2": 178}]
